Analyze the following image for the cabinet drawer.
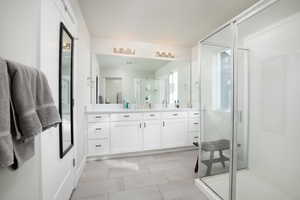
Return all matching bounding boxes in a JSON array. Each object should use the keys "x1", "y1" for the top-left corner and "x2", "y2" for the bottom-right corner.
[
  {"x1": 88, "y1": 139, "x2": 109, "y2": 155},
  {"x1": 188, "y1": 111, "x2": 200, "y2": 118},
  {"x1": 143, "y1": 112, "x2": 161, "y2": 120},
  {"x1": 88, "y1": 123, "x2": 109, "y2": 139},
  {"x1": 111, "y1": 113, "x2": 142, "y2": 121},
  {"x1": 189, "y1": 119, "x2": 200, "y2": 132},
  {"x1": 87, "y1": 114, "x2": 109, "y2": 123},
  {"x1": 162, "y1": 112, "x2": 187, "y2": 119}
]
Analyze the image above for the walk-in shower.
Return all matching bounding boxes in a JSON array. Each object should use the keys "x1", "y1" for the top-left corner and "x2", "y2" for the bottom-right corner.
[{"x1": 196, "y1": 0, "x2": 300, "y2": 200}]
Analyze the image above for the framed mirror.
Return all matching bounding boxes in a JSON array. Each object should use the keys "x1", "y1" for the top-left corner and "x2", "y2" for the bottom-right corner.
[{"x1": 58, "y1": 22, "x2": 74, "y2": 158}]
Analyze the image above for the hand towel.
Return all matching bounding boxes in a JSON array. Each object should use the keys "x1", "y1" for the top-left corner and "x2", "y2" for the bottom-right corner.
[
  {"x1": 6, "y1": 60, "x2": 61, "y2": 169},
  {"x1": 7, "y1": 61, "x2": 42, "y2": 139},
  {"x1": 0, "y1": 58, "x2": 14, "y2": 167},
  {"x1": 35, "y1": 70, "x2": 61, "y2": 131}
]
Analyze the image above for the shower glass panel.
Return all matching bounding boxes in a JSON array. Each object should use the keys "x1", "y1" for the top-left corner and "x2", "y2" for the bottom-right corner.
[
  {"x1": 235, "y1": 0, "x2": 300, "y2": 200},
  {"x1": 199, "y1": 24, "x2": 234, "y2": 200}
]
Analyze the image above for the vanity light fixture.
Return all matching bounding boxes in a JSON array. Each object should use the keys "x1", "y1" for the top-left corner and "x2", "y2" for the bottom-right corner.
[
  {"x1": 113, "y1": 48, "x2": 136, "y2": 55},
  {"x1": 156, "y1": 51, "x2": 175, "y2": 58},
  {"x1": 63, "y1": 42, "x2": 71, "y2": 50}
]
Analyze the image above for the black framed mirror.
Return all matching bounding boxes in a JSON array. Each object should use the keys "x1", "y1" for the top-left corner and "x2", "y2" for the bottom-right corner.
[{"x1": 58, "y1": 22, "x2": 74, "y2": 158}]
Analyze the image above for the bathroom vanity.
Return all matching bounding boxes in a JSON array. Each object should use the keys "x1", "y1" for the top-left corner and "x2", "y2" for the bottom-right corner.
[{"x1": 85, "y1": 107, "x2": 200, "y2": 157}]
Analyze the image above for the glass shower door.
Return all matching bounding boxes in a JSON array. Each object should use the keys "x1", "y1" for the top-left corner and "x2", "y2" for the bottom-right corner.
[{"x1": 199, "y1": 24, "x2": 234, "y2": 200}]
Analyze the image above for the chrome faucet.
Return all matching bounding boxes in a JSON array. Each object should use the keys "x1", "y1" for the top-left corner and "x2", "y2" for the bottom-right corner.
[{"x1": 162, "y1": 99, "x2": 168, "y2": 108}]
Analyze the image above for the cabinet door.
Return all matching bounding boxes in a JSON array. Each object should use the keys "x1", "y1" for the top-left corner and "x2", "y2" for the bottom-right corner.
[
  {"x1": 111, "y1": 121, "x2": 142, "y2": 153},
  {"x1": 143, "y1": 120, "x2": 161, "y2": 150},
  {"x1": 162, "y1": 119, "x2": 187, "y2": 148}
]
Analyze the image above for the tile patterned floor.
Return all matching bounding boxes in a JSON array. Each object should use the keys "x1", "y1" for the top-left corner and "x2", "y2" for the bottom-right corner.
[{"x1": 71, "y1": 150, "x2": 209, "y2": 200}]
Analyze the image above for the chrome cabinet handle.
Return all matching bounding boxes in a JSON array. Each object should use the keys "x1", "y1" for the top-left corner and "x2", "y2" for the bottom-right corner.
[
  {"x1": 193, "y1": 122, "x2": 199, "y2": 125},
  {"x1": 172, "y1": 113, "x2": 178, "y2": 116},
  {"x1": 150, "y1": 114, "x2": 155, "y2": 117},
  {"x1": 123, "y1": 115, "x2": 130, "y2": 118},
  {"x1": 95, "y1": 116, "x2": 102, "y2": 119},
  {"x1": 144, "y1": 122, "x2": 146, "y2": 128},
  {"x1": 95, "y1": 144, "x2": 102, "y2": 148},
  {"x1": 163, "y1": 121, "x2": 165, "y2": 127},
  {"x1": 95, "y1": 128, "x2": 102, "y2": 131}
]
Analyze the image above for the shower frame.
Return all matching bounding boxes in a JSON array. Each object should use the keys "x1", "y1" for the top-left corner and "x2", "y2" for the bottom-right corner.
[{"x1": 195, "y1": 0, "x2": 280, "y2": 200}]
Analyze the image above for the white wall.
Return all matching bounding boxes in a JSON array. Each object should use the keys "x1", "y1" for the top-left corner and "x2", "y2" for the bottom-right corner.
[
  {"x1": 243, "y1": 10, "x2": 300, "y2": 199},
  {"x1": 0, "y1": 1, "x2": 42, "y2": 200}
]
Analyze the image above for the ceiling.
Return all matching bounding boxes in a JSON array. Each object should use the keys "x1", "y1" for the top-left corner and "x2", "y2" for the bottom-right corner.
[
  {"x1": 79, "y1": 0, "x2": 259, "y2": 47},
  {"x1": 97, "y1": 54, "x2": 170, "y2": 72}
]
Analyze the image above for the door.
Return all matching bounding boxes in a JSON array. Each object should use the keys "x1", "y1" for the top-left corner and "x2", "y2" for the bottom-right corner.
[
  {"x1": 199, "y1": 24, "x2": 234, "y2": 200},
  {"x1": 40, "y1": 0, "x2": 76, "y2": 200},
  {"x1": 143, "y1": 120, "x2": 161, "y2": 150},
  {"x1": 111, "y1": 121, "x2": 143, "y2": 153},
  {"x1": 162, "y1": 119, "x2": 187, "y2": 148}
]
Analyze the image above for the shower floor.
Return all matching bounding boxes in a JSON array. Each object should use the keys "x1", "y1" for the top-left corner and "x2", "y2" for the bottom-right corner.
[{"x1": 202, "y1": 170, "x2": 293, "y2": 200}]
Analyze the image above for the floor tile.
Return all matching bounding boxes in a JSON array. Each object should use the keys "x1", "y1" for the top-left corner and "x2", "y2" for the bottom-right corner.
[
  {"x1": 75, "y1": 150, "x2": 209, "y2": 200},
  {"x1": 108, "y1": 165, "x2": 150, "y2": 178},
  {"x1": 124, "y1": 173, "x2": 168, "y2": 190},
  {"x1": 164, "y1": 166, "x2": 197, "y2": 181},
  {"x1": 158, "y1": 179, "x2": 208, "y2": 200},
  {"x1": 108, "y1": 186, "x2": 163, "y2": 200},
  {"x1": 72, "y1": 178, "x2": 124, "y2": 199},
  {"x1": 147, "y1": 160, "x2": 183, "y2": 173},
  {"x1": 79, "y1": 168, "x2": 109, "y2": 183}
]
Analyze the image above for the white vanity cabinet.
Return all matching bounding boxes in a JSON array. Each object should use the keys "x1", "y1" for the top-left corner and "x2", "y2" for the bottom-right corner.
[
  {"x1": 87, "y1": 114, "x2": 110, "y2": 155},
  {"x1": 110, "y1": 121, "x2": 143, "y2": 153},
  {"x1": 85, "y1": 109, "x2": 199, "y2": 157},
  {"x1": 143, "y1": 120, "x2": 161, "y2": 150},
  {"x1": 161, "y1": 111, "x2": 188, "y2": 148}
]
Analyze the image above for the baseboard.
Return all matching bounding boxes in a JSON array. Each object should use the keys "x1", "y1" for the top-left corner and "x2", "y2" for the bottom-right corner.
[
  {"x1": 87, "y1": 146, "x2": 197, "y2": 162},
  {"x1": 195, "y1": 178, "x2": 223, "y2": 200},
  {"x1": 74, "y1": 156, "x2": 86, "y2": 187}
]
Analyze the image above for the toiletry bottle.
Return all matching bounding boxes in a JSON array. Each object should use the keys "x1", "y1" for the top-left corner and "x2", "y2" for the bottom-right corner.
[{"x1": 176, "y1": 100, "x2": 180, "y2": 108}]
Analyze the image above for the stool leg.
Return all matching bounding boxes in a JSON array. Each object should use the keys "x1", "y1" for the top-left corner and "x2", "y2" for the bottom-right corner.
[
  {"x1": 206, "y1": 151, "x2": 214, "y2": 176},
  {"x1": 194, "y1": 156, "x2": 199, "y2": 173},
  {"x1": 219, "y1": 150, "x2": 226, "y2": 168}
]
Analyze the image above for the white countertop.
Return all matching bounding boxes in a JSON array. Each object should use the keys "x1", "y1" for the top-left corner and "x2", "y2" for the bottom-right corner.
[{"x1": 85, "y1": 107, "x2": 199, "y2": 114}]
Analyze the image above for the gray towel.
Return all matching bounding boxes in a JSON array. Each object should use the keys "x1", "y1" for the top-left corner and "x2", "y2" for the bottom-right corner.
[
  {"x1": 7, "y1": 61, "x2": 61, "y2": 139},
  {"x1": 6, "y1": 60, "x2": 61, "y2": 169},
  {"x1": 35, "y1": 70, "x2": 61, "y2": 131},
  {"x1": 0, "y1": 58, "x2": 14, "y2": 167}
]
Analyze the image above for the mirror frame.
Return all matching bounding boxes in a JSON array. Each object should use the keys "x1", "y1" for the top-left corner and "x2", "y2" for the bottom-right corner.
[{"x1": 58, "y1": 22, "x2": 74, "y2": 159}]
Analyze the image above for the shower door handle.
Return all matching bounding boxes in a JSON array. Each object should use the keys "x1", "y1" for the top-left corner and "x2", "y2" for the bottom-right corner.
[{"x1": 238, "y1": 110, "x2": 243, "y2": 123}]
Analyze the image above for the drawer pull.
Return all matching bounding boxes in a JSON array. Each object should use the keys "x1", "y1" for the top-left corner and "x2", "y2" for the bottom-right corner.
[
  {"x1": 193, "y1": 122, "x2": 199, "y2": 125},
  {"x1": 150, "y1": 114, "x2": 155, "y2": 117},
  {"x1": 95, "y1": 128, "x2": 102, "y2": 131},
  {"x1": 123, "y1": 115, "x2": 130, "y2": 118},
  {"x1": 95, "y1": 116, "x2": 102, "y2": 119},
  {"x1": 172, "y1": 113, "x2": 178, "y2": 116},
  {"x1": 95, "y1": 144, "x2": 102, "y2": 148},
  {"x1": 193, "y1": 113, "x2": 199, "y2": 115}
]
